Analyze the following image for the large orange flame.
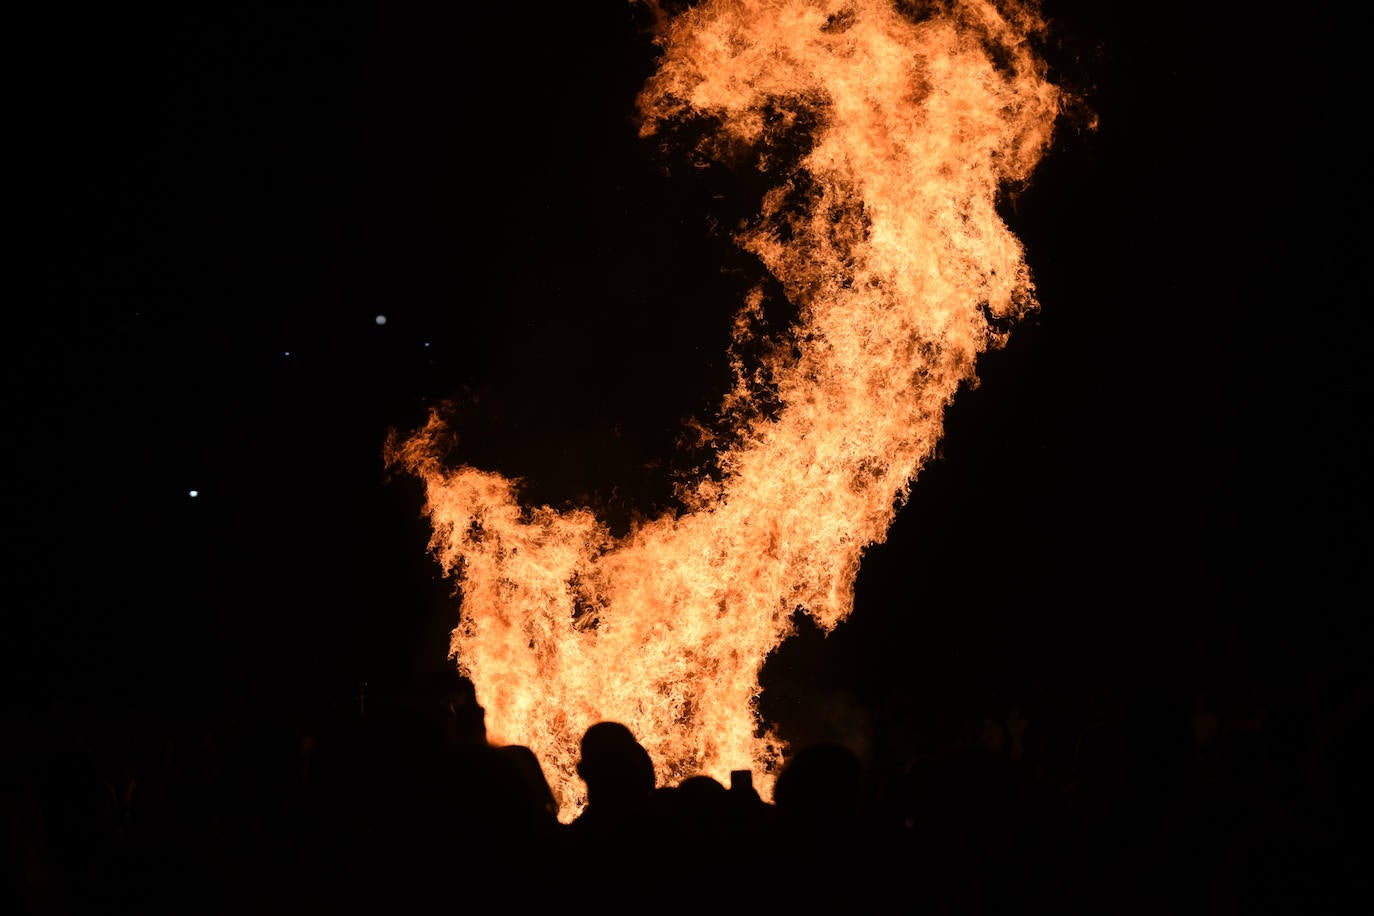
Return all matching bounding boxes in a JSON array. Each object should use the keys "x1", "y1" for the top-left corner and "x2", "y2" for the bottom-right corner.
[{"x1": 387, "y1": 0, "x2": 1066, "y2": 822}]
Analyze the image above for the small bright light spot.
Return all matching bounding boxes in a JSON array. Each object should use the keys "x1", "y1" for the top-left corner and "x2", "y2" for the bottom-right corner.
[
  {"x1": 283, "y1": 351, "x2": 291, "y2": 357},
  {"x1": 424, "y1": 341, "x2": 431, "y2": 348},
  {"x1": 188, "y1": 489, "x2": 199, "y2": 498},
  {"x1": 375, "y1": 314, "x2": 387, "y2": 326}
]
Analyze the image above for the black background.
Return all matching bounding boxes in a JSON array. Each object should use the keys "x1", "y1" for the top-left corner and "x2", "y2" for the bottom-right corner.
[{"x1": 12, "y1": 2, "x2": 1368, "y2": 750}]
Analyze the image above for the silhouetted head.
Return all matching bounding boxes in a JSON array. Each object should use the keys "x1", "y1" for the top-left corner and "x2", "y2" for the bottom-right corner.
[
  {"x1": 576, "y1": 721, "x2": 656, "y2": 809},
  {"x1": 677, "y1": 774, "x2": 728, "y2": 801},
  {"x1": 674, "y1": 774, "x2": 729, "y2": 816},
  {"x1": 497, "y1": 743, "x2": 560, "y2": 826}
]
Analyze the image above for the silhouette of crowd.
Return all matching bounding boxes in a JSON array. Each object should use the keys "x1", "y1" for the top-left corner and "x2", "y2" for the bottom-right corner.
[{"x1": 4, "y1": 663, "x2": 1362, "y2": 913}]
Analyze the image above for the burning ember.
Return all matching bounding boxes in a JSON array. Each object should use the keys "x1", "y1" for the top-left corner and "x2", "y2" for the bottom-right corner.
[{"x1": 387, "y1": 0, "x2": 1069, "y2": 822}]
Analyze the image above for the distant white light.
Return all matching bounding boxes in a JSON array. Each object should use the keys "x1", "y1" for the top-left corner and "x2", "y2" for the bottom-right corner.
[
  {"x1": 283, "y1": 351, "x2": 291, "y2": 357},
  {"x1": 188, "y1": 489, "x2": 199, "y2": 498},
  {"x1": 423, "y1": 341, "x2": 431, "y2": 348},
  {"x1": 375, "y1": 314, "x2": 387, "y2": 326}
]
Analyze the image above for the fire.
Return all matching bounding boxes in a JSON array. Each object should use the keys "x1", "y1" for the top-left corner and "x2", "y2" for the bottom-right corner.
[{"x1": 387, "y1": 0, "x2": 1067, "y2": 823}]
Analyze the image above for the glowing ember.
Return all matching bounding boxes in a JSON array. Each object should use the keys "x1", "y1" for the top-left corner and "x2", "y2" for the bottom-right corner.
[{"x1": 387, "y1": 0, "x2": 1067, "y2": 823}]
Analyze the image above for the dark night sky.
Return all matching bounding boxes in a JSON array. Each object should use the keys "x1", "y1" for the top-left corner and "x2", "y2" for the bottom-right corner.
[{"x1": 11, "y1": 2, "x2": 1369, "y2": 734}]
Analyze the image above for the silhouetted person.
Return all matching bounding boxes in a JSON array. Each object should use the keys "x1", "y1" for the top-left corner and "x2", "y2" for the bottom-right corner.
[
  {"x1": 654, "y1": 770, "x2": 779, "y2": 911},
  {"x1": 496, "y1": 743, "x2": 561, "y2": 836},
  {"x1": 331, "y1": 671, "x2": 523, "y2": 909},
  {"x1": 568, "y1": 721, "x2": 657, "y2": 836},
  {"x1": 563, "y1": 721, "x2": 665, "y2": 906},
  {"x1": 765, "y1": 741, "x2": 888, "y2": 911},
  {"x1": 773, "y1": 741, "x2": 864, "y2": 823},
  {"x1": 673, "y1": 774, "x2": 730, "y2": 831},
  {"x1": 657, "y1": 774, "x2": 730, "y2": 860}
]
